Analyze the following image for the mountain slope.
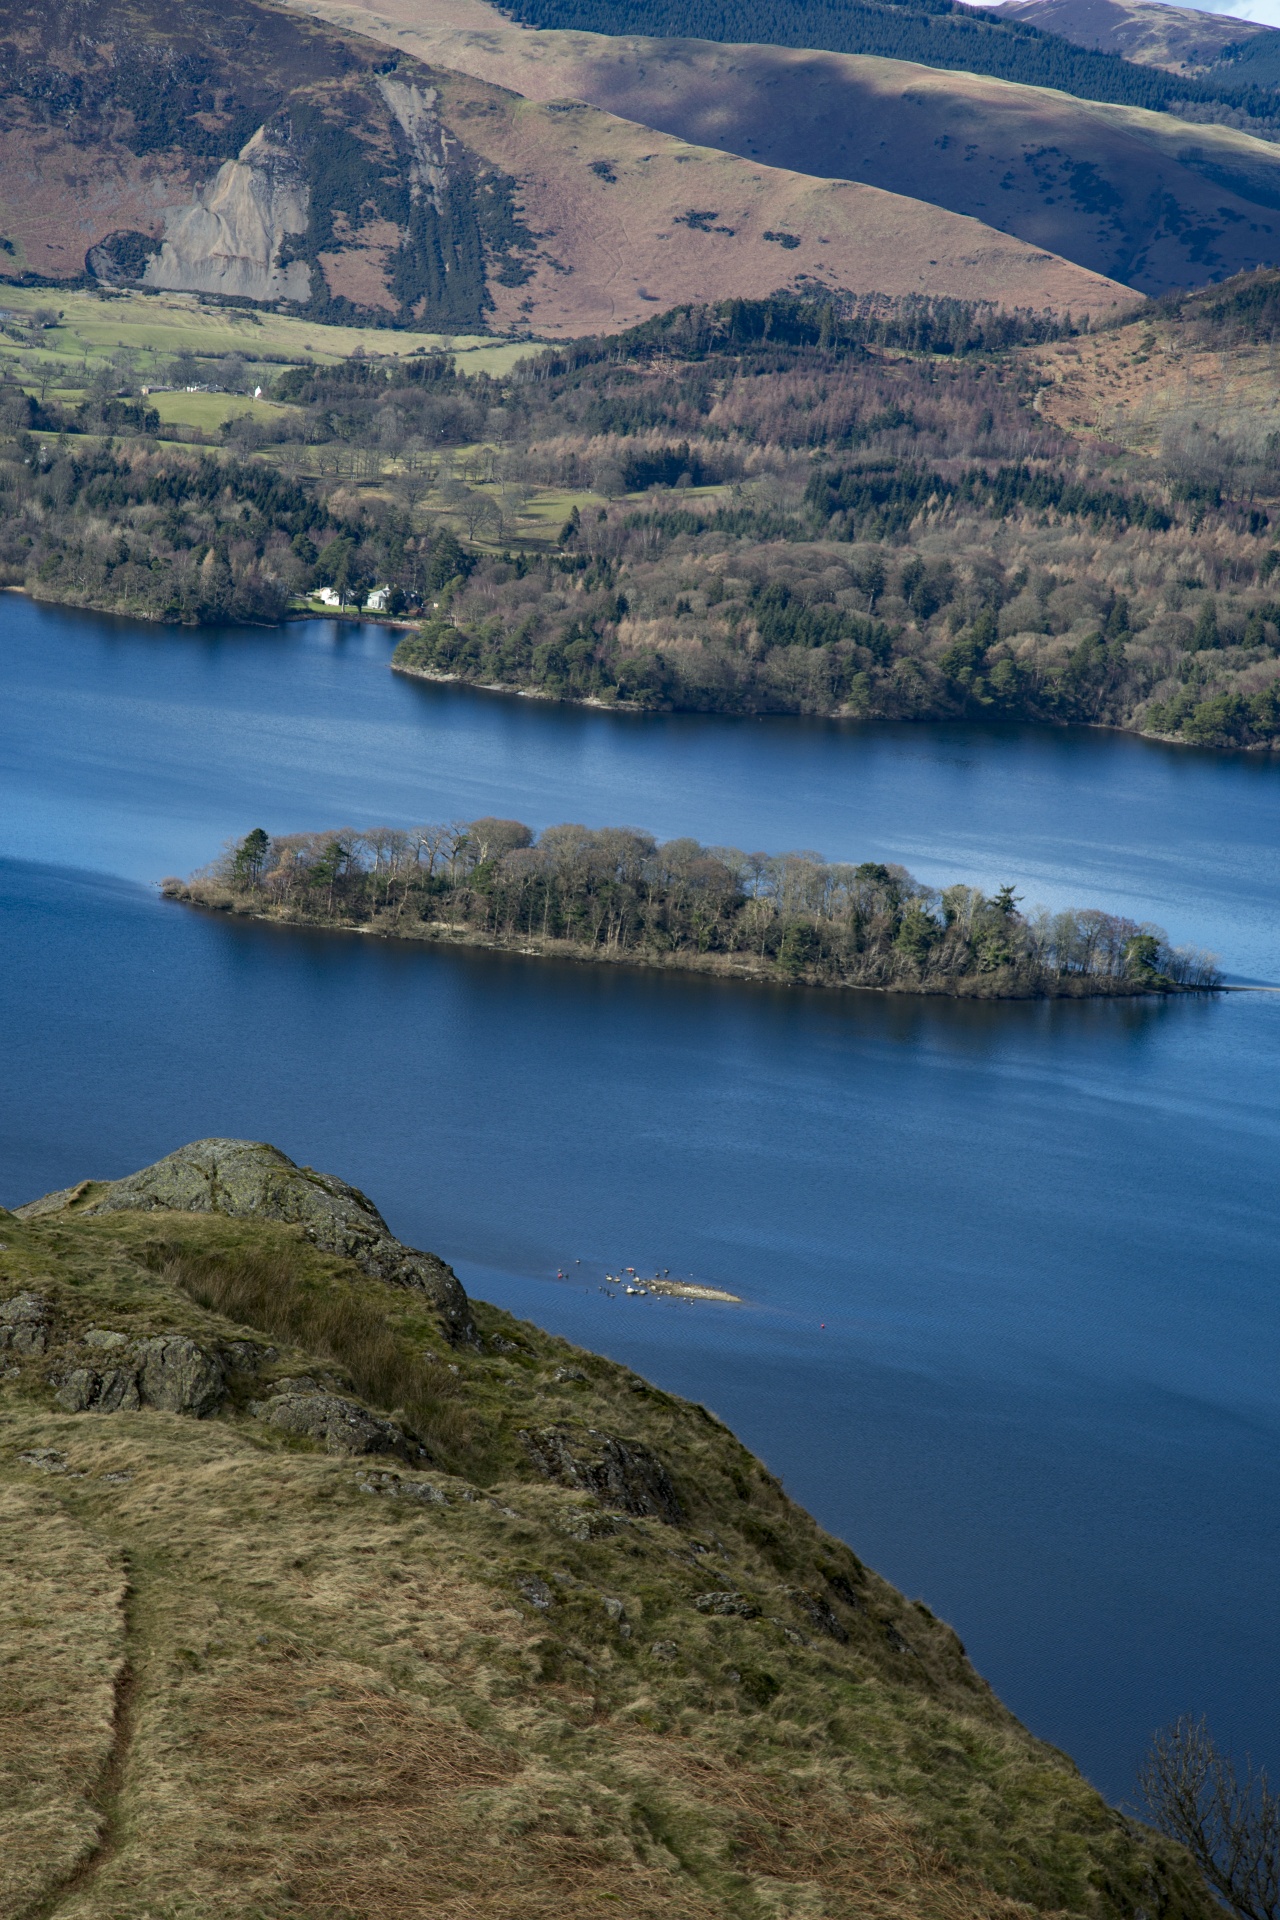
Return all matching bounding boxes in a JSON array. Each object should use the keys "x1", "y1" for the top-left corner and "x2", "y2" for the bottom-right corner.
[
  {"x1": 488, "y1": 0, "x2": 1280, "y2": 122},
  {"x1": 1029, "y1": 264, "x2": 1280, "y2": 456},
  {"x1": 1, "y1": 1137, "x2": 1215, "y2": 1920},
  {"x1": 0, "y1": 0, "x2": 1129, "y2": 330},
  {"x1": 996, "y1": 0, "x2": 1272, "y2": 75},
  {"x1": 288, "y1": 0, "x2": 1280, "y2": 293}
]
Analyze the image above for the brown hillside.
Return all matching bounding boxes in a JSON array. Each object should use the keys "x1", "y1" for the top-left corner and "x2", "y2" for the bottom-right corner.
[
  {"x1": 0, "y1": 1137, "x2": 1217, "y2": 1920},
  {"x1": 1028, "y1": 267, "x2": 1280, "y2": 458},
  {"x1": 293, "y1": 0, "x2": 1280, "y2": 293},
  {"x1": 0, "y1": 0, "x2": 1128, "y2": 331},
  {"x1": 427, "y1": 86, "x2": 1134, "y2": 332},
  {"x1": 996, "y1": 0, "x2": 1270, "y2": 75}
]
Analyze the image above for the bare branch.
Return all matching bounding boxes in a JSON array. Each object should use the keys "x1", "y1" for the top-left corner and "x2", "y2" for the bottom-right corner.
[{"x1": 1140, "y1": 1718, "x2": 1280, "y2": 1920}]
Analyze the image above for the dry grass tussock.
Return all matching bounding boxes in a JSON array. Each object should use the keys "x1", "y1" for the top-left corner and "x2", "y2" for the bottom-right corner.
[
  {"x1": 0, "y1": 1487, "x2": 127, "y2": 1917},
  {"x1": 196, "y1": 1676, "x2": 1038, "y2": 1920},
  {"x1": 0, "y1": 1195, "x2": 1215, "y2": 1920},
  {"x1": 151, "y1": 1239, "x2": 478, "y2": 1464}
]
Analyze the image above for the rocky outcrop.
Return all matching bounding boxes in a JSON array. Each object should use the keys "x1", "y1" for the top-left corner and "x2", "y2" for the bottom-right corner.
[
  {"x1": 694, "y1": 1591, "x2": 760, "y2": 1618},
  {"x1": 55, "y1": 1365, "x2": 142, "y2": 1413},
  {"x1": 786, "y1": 1588, "x2": 850, "y2": 1643},
  {"x1": 376, "y1": 76, "x2": 454, "y2": 208},
  {"x1": 357, "y1": 1468, "x2": 449, "y2": 1503},
  {"x1": 136, "y1": 1336, "x2": 227, "y2": 1417},
  {"x1": 249, "y1": 1380, "x2": 419, "y2": 1459},
  {"x1": 142, "y1": 125, "x2": 311, "y2": 304},
  {"x1": 0, "y1": 1291, "x2": 52, "y2": 1356},
  {"x1": 51, "y1": 1332, "x2": 228, "y2": 1416},
  {"x1": 18, "y1": 1138, "x2": 474, "y2": 1343},
  {"x1": 519, "y1": 1424, "x2": 683, "y2": 1524}
]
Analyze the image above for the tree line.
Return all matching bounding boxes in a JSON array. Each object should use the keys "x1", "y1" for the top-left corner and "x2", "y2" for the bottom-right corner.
[
  {"x1": 170, "y1": 821, "x2": 1221, "y2": 999},
  {"x1": 9, "y1": 280, "x2": 1280, "y2": 749}
]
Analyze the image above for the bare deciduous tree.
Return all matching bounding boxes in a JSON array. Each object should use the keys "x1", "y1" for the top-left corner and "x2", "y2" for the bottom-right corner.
[{"x1": 1140, "y1": 1718, "x2": 1280, "y2": 1920}]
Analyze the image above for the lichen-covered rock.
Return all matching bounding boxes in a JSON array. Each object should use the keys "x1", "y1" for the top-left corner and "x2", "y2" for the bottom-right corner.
[
  {"x1": 786, "y1": 1588, "x2": 850, "y2": 1643},
  {"x1": 83, "y1": 1328, "x2": 129, "y2": 1351},
  {"x1": 135, "y1": 1336, "x2": 226, "y2": 1417},
  {"x1": 54, "y1": 1365, "x2": 142, "y2": 1413},
  {"x1": 519, "y1": 1425, "x2": 683, "y2": 1524},
  {"x1": 51, "y1": 1333, "x2": 226, "y2": 1417},
  {"x1": 18, "y1": 1139, "x2": 473, "y2": 1343},
  {"x1": 0, "y1": 1291, "x2": 53, "y2": 1356},
  {"x1": 251, "y1": 1386, "x2": 417, "y2": 1459},
  {"x1": 694, "y1": 1591, "x2": 760, "y2": 1618}
]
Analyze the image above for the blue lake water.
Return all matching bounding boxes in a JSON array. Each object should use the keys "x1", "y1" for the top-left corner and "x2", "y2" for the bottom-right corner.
[{"x1": 2, "y1": 594, "x2": 1278, "y2": 1802}]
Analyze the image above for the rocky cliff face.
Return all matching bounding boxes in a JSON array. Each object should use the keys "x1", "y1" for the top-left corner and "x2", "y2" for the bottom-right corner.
[
  {"x1": 142, "y1": 126, "x2": 312, "y2": 304},
  {"x1": 0, "y1": 0, "x2": 1133, "y2": 332},
  {"x1": 0, "y1": 0, "x2": 537, "y2": 328},
  {"x1": 0, "y1": 1138, "x2": 1214, "y2": 1919}
]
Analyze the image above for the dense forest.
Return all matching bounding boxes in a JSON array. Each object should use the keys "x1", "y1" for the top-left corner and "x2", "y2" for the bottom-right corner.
[
  {"x1": 496, "y1": 0, "x2": 1280, "y2": 132},
  {"x1": 8, "y1": 284, "x2": 1280, "y2": 751},
  {"x1": 169, "y1": 820, "x2": 1221, "y2": 998}
]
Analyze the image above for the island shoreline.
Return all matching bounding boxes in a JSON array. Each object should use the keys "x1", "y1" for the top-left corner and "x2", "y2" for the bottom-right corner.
[{"x1": 163, "y1": 889, "x2": 1218, "y2": 1002}]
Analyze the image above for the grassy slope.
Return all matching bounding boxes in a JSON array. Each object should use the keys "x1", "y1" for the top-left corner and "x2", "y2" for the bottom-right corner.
[
  {"x1": 287, "y1": 0, "x2": 1280, "y2": 294},
  {"x1": 0, "y1": 1158, "x2": 1212, "y2": 1920},
  {"x1": 999, "y1": 0, "x2": 1271, "y2": 77},
  {"x1": 281, "y1": 1, "x2": 1133, "y2": 324},
  {"x1": 1028, "y1": 288, "x2": 1280, "y2": 454},
  {"x1": 429, "y1": 72, "x2": 1132, "y2": 331},
  {"x1": 0, "y1": 285, "x2": 533, "y2": 377}
]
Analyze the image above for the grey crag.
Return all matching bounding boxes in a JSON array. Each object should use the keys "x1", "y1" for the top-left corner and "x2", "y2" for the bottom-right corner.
[{"x1": 18, "y1": 1137, "x2": 473, "y2": 1342}]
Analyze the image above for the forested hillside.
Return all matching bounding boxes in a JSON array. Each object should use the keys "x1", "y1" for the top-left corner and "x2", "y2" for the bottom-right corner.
[{"x1": 7, "y1": 276, "x2": 1280, "y2": 751}]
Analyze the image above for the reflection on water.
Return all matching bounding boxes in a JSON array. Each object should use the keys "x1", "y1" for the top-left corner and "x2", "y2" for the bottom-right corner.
[{"x1": 1, "y1": 594, "x2": 1279, "y2": 1800}]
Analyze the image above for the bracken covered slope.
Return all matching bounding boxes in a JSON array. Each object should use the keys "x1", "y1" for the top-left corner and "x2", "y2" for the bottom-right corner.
[
  {"x1": 290, "y1": 0, "x2": 1280, "y2": 293},
  {"x1": 1, "y1": 1138, "x2": 1214, "y2": 1920},
  {"x1": 0, "y1": 0, "x2": 1132, "y2": 330}
]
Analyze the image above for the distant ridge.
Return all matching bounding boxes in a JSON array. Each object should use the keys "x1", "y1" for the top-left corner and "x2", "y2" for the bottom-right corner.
[
  {"x1": 0, "y1": 0, "x2": 1132, "y2": 330},
  {"x1": 995, "y1": 0, "x2": 1273, "y2": 76},
  {"x1": 491, "y1": 0, "x2": 1280, "y2": 125},
  {"x1": 289, "y1": 0, "x2": 1280, "y2": 292}
]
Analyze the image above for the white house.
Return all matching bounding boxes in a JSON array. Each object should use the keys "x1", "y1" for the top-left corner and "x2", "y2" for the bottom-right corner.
[
  {"x1": 315, "y1": 587, "x2": 342, "y2": 608},
  {"x1": 365, "y1": 586, "x2": 391, "y2": 612}
]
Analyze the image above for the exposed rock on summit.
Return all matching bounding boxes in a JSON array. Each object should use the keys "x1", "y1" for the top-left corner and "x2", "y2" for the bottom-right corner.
[{"x1": 18, "y1": 1137, "x2": 474, "y2": 1343}]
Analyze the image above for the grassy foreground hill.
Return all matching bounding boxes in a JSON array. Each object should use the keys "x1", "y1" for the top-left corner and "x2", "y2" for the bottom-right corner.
[{"x1": 1, "y1": 1138, "x2": 1213, "y2": 1919}]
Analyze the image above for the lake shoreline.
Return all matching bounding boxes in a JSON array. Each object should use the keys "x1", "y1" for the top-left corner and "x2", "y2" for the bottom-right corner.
[
  {"x1": 391, "y1": 657, "x2": 1280, "y2": 751},
  {"x1": 162, "y1": 885, "x2": 1212, "y2": 1002},
  {"x1": 9, "y1": 586, "x2": 1277, "y2": 752}
]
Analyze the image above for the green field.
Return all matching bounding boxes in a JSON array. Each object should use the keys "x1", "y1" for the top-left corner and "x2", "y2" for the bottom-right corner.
[
  {"x1": 0, "y1": 284, "x2": 540, "y2": 379},
  {"x1": 147, "y1": 390, "x2": 304, "y2": 434}
]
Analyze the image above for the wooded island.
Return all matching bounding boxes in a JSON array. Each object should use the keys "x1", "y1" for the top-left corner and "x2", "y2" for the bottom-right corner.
[{"x1": 166, "y1": 820, "x2": 1220, "y2": 999}]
